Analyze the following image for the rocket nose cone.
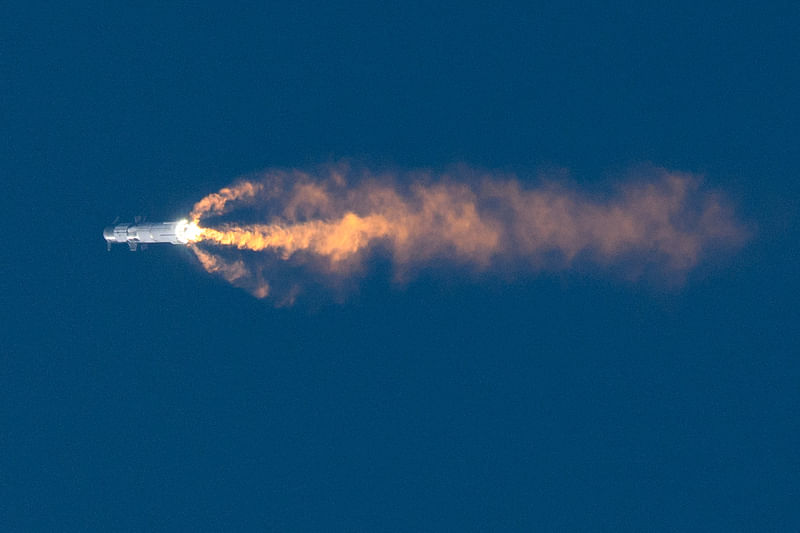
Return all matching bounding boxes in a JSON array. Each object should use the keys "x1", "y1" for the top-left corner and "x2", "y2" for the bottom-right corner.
[{"x1": 103, "y1": 226, "x2": 116, "y2": 241}]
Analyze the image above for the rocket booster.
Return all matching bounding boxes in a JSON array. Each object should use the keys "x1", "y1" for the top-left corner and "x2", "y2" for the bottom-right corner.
[{"x1": 103, "y1": 219, "x2": 197, "y2": 251}]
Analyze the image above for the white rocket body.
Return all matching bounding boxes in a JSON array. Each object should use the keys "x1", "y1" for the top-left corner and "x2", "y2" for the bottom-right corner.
[{"x1": 103, "y1": 220, "x2": 194, "y2": 251}]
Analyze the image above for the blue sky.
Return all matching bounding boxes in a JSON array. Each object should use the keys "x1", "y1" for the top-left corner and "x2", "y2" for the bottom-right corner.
[{"x1": 3, "y1": 2, "x2": 799, "y2": 530}]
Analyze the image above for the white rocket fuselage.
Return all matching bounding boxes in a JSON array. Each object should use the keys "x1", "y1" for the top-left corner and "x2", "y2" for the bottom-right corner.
[{"x1": 103, "y1": 220, "x2": 194, "y2": 250}]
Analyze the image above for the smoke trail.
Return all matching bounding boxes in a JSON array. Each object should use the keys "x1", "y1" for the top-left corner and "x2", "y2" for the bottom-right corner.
[{"x1": 185, "y1": 165, "x2": 748, "y2": 302}]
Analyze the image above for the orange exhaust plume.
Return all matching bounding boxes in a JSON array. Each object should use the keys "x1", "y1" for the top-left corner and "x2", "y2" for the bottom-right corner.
[
  {"x1": 189, "y1": 180, "x2": 266, "y2": 221},
  {"x1": 186, "y1": 165, "x2": 749, "y2": 302}
]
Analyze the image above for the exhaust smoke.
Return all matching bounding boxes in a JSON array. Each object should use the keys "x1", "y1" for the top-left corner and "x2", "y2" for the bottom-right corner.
[{"x1": 180, "y1": 164, "x2": 748, "y2": 303}]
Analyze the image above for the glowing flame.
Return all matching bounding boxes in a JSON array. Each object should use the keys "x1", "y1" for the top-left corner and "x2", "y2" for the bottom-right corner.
[{"x1": 175, "y1": 219, "x2": 204, "y2": 243}]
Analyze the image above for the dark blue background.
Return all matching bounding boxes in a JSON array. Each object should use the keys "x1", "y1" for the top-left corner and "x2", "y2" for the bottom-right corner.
[{"x1": 3, "y1": 2, "x2": 799, "y2": 530}]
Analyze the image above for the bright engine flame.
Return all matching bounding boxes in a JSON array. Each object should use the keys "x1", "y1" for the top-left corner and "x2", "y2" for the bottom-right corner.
[{"x1": 175, "y1": 219, "x2": 204, "y2": 244}]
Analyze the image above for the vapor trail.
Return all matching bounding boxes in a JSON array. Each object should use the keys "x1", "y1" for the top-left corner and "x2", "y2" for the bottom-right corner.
[{"x1": 185, "y1": 165, "x2": 748, "y2": 303}]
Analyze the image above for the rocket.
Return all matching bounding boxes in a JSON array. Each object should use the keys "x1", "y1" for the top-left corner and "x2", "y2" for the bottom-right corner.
[{"x1": 103, "y1": 218, "x2": 199, "y2": 251}]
